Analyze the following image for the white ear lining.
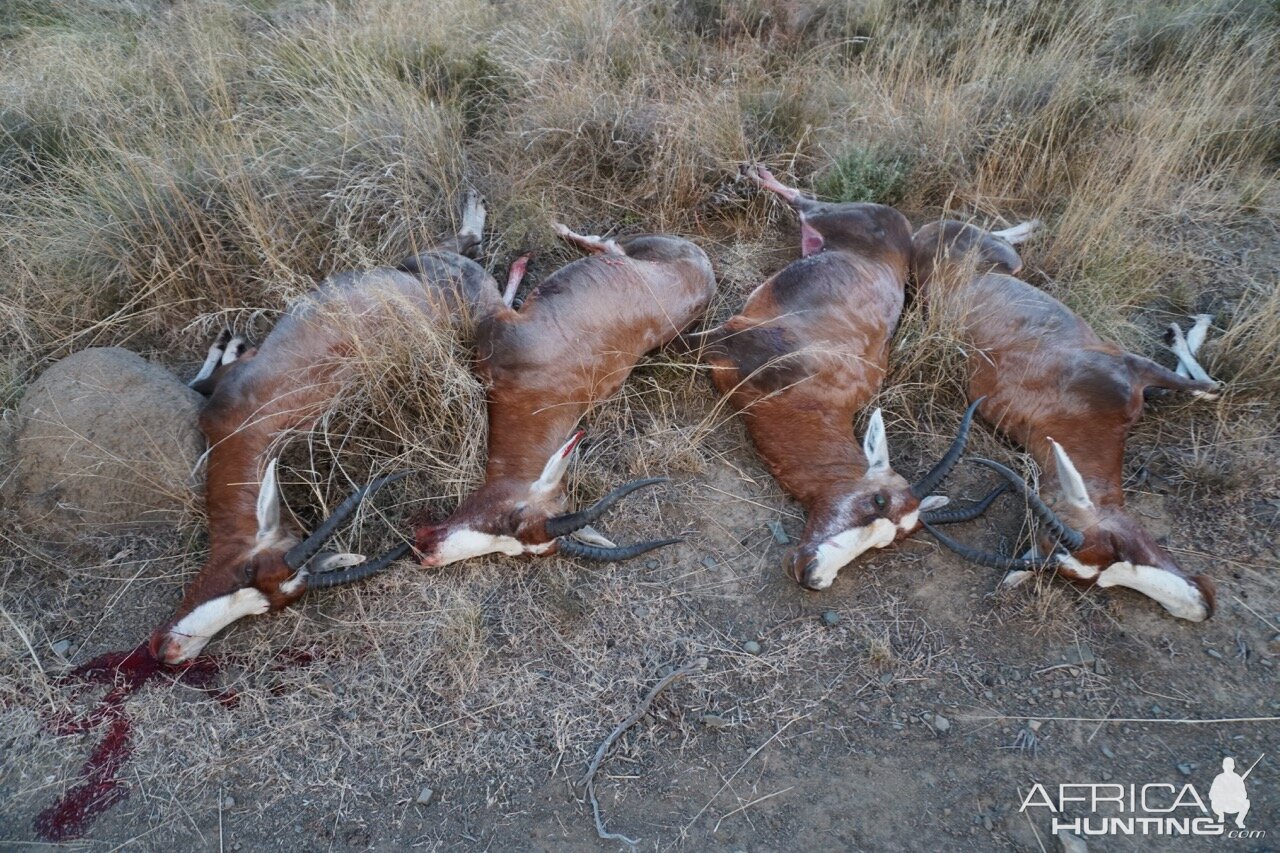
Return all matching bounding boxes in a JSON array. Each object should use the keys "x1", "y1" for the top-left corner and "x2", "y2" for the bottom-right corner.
[
  {"x1": 918, "y1": 495, "x2": 950, "y2": 512},
  {"x1": 1048, "y1": 439, "x2": 1094, "y2": 511},
  {"x1": 862, "y1": 409, "x2": 890, "y2": 474},
  {"x1": 256, "y1": 457, "x2": 282, "y2": 541},
  {"x1": 532, "y1": 431, "x2": 584, "y2": 495}
]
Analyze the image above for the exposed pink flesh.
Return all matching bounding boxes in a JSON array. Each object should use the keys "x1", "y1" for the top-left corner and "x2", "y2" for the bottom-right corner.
[
  {"x1": 503, "y1": 254, "x2": 531, "y2": 306},
  {"x1": 800, "y1": 221, "x2": 824, "y2": 256}
]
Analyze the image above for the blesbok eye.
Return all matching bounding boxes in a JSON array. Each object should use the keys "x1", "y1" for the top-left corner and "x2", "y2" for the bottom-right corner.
[{"x1": 873, "y1": 493, "x2": 887, "y2": 511}]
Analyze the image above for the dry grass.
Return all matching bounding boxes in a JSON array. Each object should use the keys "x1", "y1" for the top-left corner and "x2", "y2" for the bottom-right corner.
[{"x1": 1, "y1": 0, "x2": 1278, "y2": 846}]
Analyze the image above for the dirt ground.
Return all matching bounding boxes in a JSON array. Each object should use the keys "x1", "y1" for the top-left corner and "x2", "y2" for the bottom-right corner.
[{"x1": 2, "y1": 213, "x2": 1278, "y2": 853}]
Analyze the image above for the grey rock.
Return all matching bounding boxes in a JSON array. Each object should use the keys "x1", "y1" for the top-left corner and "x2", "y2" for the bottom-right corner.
[
  {"x1": 1101, "y1": 744, "x2": 1115, "y2": 759},
  {"x1": 878, "y1": 672, "x2": 894, "y2": 685},
  {"x1": 1177, "y1": 762, "x2": 1195, "y2": 776},
  {"x1": 742, "y1": 640, "x2": 761, "y2": 655},
  {"x1": 51, "y1": 639, "x2": 71, "y2": 657},
  {"x1": 1206, "y1": 648, "x2": 1224, "y2": 660},
  {"x1": 767, "y1": 520, "x2": 789, "y2": 545},
  {"x1": 933, "y1": 714, "x2": 951, "y2": 733},
  {"x1": 223, "y1": 795, "x2": 235, "y2": 809},
  {"x1": 1057, "y1": 828, "x2": 1089, "y2": 853},
  {"x1": 6, "y1": 348, "x2": 204, "y2": 541},
  {"x1": 645, "y1": 559, "x2": 659, "y2": 570},
  {"x1": 416, "y1": 786, "x2": 435, "y2": 805},
  {"x1": 701, "y1": 555, "x2": 717, "y2": 569},
  {"x1": 1064, "y1": 644, "x2": 1095, "y2": 667},
  {"x1": 820, "y1": 610, "x2": 840, "y2": 627},
  {"x1": 700, "y1": 713, "x2": 730, "y2": 729}
]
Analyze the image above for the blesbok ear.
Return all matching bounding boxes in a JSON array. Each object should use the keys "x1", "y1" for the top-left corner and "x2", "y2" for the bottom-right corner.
[
  {"x1": 531, "y1": 431, "x2": 585, "y2": 496},
  {"x1": 309, "y1": 551, "x2": 365, "y2": 573},
  {"x1": 862, "y1": 409, "x2": 891, "y2": 475},
  {"x1": 256, "y1": 457, "x2": 282, "y2": 541},
  {"x1": 918, "y1": 495, "x2": 950, "y2": 512},
  {"x1": 1048, "y1": 439, "x2": 1094, "y2": 511}
]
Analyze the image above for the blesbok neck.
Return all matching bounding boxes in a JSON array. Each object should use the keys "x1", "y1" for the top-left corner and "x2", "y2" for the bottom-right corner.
[
  {"x1": 744, "y1": 406, "x2": 867, "y2": 508},
  {"x1": 203, "y1": 423, "x2": 278, "y2": 551},
  {"x1": 485, "y1": 398, "x2": 585, "y2": 484}
]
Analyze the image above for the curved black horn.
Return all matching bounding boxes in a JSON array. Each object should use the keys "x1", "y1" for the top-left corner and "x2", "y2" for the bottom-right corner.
[
  {"x1": 969, "y1": 458, "x2": 1085, "y2": 552},
  {"x1": 304, "y1": 542, "x2": 412, "y2": 590},
  {"x1": 556, "y1": 536, "x2": 681, "y2": 562},
  {"x1": 284, "y1": 472, "x2": 410, "y2": 570},
  {"x1": 920, "y1": 483, "x2": 1009, "y2": 525},
  {"x1": 921, "y1": 520, "x2": 1058, "y2": 572},
  {"x1": 544, "y1": 478, "x2": 668, "y2": 539},
  {"x1": 910, "y1": 397, "x2": 985, "y2": 499}
]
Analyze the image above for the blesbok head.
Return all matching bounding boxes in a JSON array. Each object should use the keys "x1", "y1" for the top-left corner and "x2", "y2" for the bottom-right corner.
[
  {"x1": 924, "y1": 443, "x2": 1216, "y2": 621},
  {"x1": 910, "y1": 219, "x2": 1039, "y2": 288},
  {"x1": 150, "y1": 460, "x2": 409, "y2": 663},
  {"x1": 413, "y1": 431, "x2": 678, "y2": 567},
  {"x1": 784, "y1": 400, "x2": 983, "y2": 590}
]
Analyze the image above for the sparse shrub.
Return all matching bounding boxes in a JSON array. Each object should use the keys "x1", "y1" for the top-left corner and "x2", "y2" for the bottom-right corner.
[{"x1": 813, "y1": 146, "x2": 912, "y2": 205}]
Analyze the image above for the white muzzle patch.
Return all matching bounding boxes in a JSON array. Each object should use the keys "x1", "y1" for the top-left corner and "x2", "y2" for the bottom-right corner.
[
  {"x1": 807, "y1": 518, "x2": 899, "y2": 589},
  {"x1": 426, "y1": 528, "x2": 552, "y2": 568},
  {"x1": 1095, "y1": 561, "x2": 1211, "y2": 622},
  {"x1": 162, "y1": 587, "x2": 271, "y2": 663}
]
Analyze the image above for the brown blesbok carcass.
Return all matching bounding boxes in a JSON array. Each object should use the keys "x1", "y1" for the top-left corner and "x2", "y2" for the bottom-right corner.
[
  {"x1": 411, "y1": 222, "x2": 716, "y2": 566},
  {"x1": 152, "y1": 193, "x2": 512, "y2": 663},
  {"x1": 696, "y1": 166, "x2": 982, "y2": 591},
  {"x1": 910, "y1": 219, "x2": 1220, "y2": 620}
]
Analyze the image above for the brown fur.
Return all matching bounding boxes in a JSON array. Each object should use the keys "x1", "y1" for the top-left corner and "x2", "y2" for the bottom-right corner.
[{"x1": 911, "y1": 220, "x2": 1216, "y2": 613}]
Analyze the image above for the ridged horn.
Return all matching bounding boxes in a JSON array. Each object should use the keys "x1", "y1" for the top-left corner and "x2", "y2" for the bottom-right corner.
[
  {"x1": 910, "y1": 397, "x2": 985, "y2": 499},
  {"x1": 543, "y1": 478, "x2": 668, "y2": 539},
  {"x1": 920, "y1": 483, "x2": 1008, "y2": 525},
  {"x1": 969, "y1": 458, "x2": 1085, "y2": 552},
  {"x1": 921, "y1": 521, "x2": 1058, "y2": 572},
  {"x1": 305, "y1": 542, "x2": 412, "y2": 590},
  {"x1": 283, "y1": 472, "x2": 410, "y2": 570},
  {"x1": 555, "y1": 536, "x2": 680, "y2": 562}
]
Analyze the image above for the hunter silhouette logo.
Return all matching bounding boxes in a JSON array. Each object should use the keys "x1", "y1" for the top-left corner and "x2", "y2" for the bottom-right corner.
[
  {"x1": 1019, "y1": 753, "x2": 1266, "y2": 839},
  {"x1": 1210, "y1": 755, "x2": 1261, "y2": 829}
]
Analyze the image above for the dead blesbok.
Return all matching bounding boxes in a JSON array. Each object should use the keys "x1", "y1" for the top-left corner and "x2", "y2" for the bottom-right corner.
[
  {"x1": 696, "y1": 166, "x2": 981, "y2": 590},
  {"x1": 910, "y1": 219, "x2": 1219, "y2": 620},
  {"x1": 152, "y1": 194, "x2": 510, "y2": 663},
  {"x1": 411, "y1": 222, "x2": 716, "y2": 566}
]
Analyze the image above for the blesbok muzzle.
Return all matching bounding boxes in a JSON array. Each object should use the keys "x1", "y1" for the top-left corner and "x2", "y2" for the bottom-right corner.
[{"x1": 545, "y1": 477, "x2": 681, "y2": 562}]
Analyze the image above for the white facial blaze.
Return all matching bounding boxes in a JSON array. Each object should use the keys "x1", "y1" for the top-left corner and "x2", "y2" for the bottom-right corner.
[
  {"x1": 1048, "y1": 439, "x2": 1094, "y2": 511},
  {"x1": 862, "y1": 409, "x2": 890, "y2": 475},
  {"x1": 531, "y1": 431, "x2": 583, "y2": 497},
  {"x1": 163, "y1": 588, "x2": 271, "y2": 662},
  {"x1": 807, "y1": 518, "x2": 899, "y2": 589},
  {"x1": 1095, "y1": 562, "x2": 1211, "y2": 622},
  {"x1": 429, "y1": 528, "x2": 552, "y2": 567}
]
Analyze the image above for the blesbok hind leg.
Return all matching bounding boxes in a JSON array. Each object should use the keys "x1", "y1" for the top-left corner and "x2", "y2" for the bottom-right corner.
[
  {"x1": 553, "y1": 223, "x2": 625, "y2": 256},
  {"x1": 503, "y1": 254, "x2": 531, "y2": 307},
  {"x1": 1129, "y1": 353, "x2": 1219, "y2": 400},
  {"x1": 450, "y1": 189, "x2": 486, "y2": 259},
  {"x1": 1164, "y1": 315, "x2": 1215, "y2": 384}
]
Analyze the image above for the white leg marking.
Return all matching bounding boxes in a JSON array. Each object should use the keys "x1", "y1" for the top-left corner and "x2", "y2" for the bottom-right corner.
[
  {"x1": 220, "y1": 337, "x2": 245, "y2": 366},
  {"x1": 1001, "y1": 570, "x2": 1033, "y2": 589},
  {"x1": 191, "y1": 340, "x2": 225, "y2": 386},
  {"x1": 990, "y1": 219, "x2": 1042, "y2": 245},
  {"x1": 1095, "y1": 562, "x2": 1211, "y2": 621},
  {"x1": 1165, "y1": 321, "x2": 1215, "y2": 384},
  {"x1": 459, "y1": 189, "x2": 486, "y2": 241}
]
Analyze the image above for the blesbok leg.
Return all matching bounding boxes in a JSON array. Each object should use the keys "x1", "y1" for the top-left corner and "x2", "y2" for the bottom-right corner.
[
  {"x1": 190, "y1": 329, "x2": 233, "y2": 388},
  {"x1": 1164, "y1": 315, "x2": 1215, "y2": 383},
  {"x1": 741, "y1": 164, "x2": 824, "y2": 255},
  {"x1": 502, "y1": 254, "x2": 531, "y2": 307},
  {"x1": 553, "y1": 223, "x2": 625, "y2": 256}
]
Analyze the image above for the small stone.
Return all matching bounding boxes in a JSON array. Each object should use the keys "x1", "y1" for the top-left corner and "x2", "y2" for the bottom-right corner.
[
  {"x1": 742, "y1": 640, "x2": 761, "y2": 655},
  {"x1": 1028, "y1": 720, "x2": 1042, "y2": 732},
  {"x1": 879, "y1": 672, "x2": 894, "y2": 685},
  {"x1": 701, "y1": 713, "x2": 730, "y2": 729},
  {"x1": 1150, "y1": 704, "x2": 1164, "y2": 716},
  {"x1": 222, "y1": 795, "x2": 235, "y2": 809},
  {"x1": 1094, "y1": 659, "x2": 1111, "y2": 676},
  {"x1": 1177, "y1": 762, "x2": 1195, "y2": 776},
  {"x1": 933, "y1": 714, "x2": 951, "y2": 733},
  {"x1": 767, "y1": 520, "x2": 790, "y2": 545},
  {"x1": 1206, "y1": 648, "x2": 1224, "y2": 660},
  {"x1": 982, "y1": 814, "x2": 993, "y2": 831},
  {"x1": 701, "y1": 555, "x2": 717, "y2": 569},
  {"x1": 1101, "y1": 770, "x2": 1112, "y2": 781},
  {"x1": 1064, "y1": 644, "x2": 1095, "y2": 667},
  {"x1": 1101, "y1": 744, "x2": 1115, "y2": 759},
  {"x1": 645, "y1": 559, "x2": 659, "y2": 570},
  {"x1": 416, "y1": 786, "x2": 435, "y2": 805},
  {"x1": 820, "y1": 610, "x2": 840, "y2": 627},
  {"x1": 1052, "y1": 688, "x2": 1062, "y2": 699},
  {"x1": 51, "y1": 639, "x2": 71, "y2": 657}
]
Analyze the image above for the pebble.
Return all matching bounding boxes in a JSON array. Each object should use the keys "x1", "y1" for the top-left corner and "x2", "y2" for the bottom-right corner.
[
  {"x1": 820, "y1": 610, "x2": 840, "y2": 627},
  {"x1": 742, "y1": 640, "x2": 761, "y2": 655},
  {"x1": 1052, "y1": 688, "x2": 1062, "y2": 699},
  {"x1": 933, "y1": 714, "x2": 951, "y2": 733},
  {"x1": 417, "y1": 786, "x2": 435, "y2": 805},
  {"x1": 701, "y1": 555, "x2": 717, "y2": 569},
  {"x1": 1206, "y1": 648, "x2": 1224, "y2": 660},
  {"x1": 1101, "y1": 770, "x2": 1112, "y2": 781},
  {"x1": 52, "y1": 639, "x2": 71, "y2": 657},
  {"x1": 1094, "y1": 659, "x2": 1111, "y2": 676},
  {"x1": 1177, "y1": 762, "x2": 1195, "y2": 776},
  {"x1": 223, "y1": 795, "x2": 235, "y2": 809},
  {"x1": 1101, "y1": 744, "x2": 1115, "y2": 759},
  {"x1": 1064, "y1": 644, "x2": 1095, "y2": 666},
  {"x1": 645, "y1": 559, "x2": 659, "y2": 570},
  {"x1": 1151, "y1": 704, "x2": 1164, "y2": 716},
  {"x1": 767, "y1": 520, "x2": 790, "y2": 545},
  {"x1": 879, "y1": 672, "x2": 894, "y2": 685},
  {"x1": 701, "y1": 713, "x2": 730, "y2": 729}
]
